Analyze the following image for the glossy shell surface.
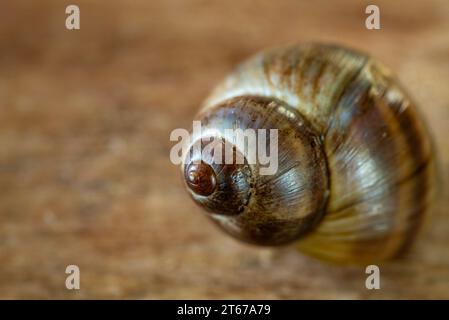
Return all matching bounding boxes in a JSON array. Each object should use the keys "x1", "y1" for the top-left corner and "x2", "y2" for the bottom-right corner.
[{"x1": 199, "y1": 44, "x2": 435, "y2": 263}]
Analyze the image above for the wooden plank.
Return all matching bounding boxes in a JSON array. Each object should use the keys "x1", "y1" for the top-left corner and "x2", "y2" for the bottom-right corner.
[{"x1": 0, "y1": 0, "x2": 448, "y2": 298}]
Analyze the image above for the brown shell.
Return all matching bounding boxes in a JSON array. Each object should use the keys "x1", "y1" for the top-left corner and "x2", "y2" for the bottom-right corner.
[
  {"x1": 190, "y1": 96, "x2": 329, "y2": 245},
  {"x1": 200, "y1": 43, "x2": 436, "y2": 264}
]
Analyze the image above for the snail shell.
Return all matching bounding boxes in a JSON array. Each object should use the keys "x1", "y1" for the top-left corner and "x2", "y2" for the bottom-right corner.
[{"x1": 182, "y1": 43, "x2": 436, "y2": 264}]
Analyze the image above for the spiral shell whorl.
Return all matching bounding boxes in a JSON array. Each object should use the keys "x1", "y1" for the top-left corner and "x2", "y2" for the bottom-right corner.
[
  {"x1": 188, "y1": 96, "x2": 329, "y2": 245},
  {"x1": 194, "y1": 43, "x2": 435, "y2": 263}
]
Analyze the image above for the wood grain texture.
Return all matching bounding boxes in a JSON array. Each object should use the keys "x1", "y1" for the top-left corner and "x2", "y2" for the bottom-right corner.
[{"x1": 0, "y1": 0, "x2": 448, "y2": 299}]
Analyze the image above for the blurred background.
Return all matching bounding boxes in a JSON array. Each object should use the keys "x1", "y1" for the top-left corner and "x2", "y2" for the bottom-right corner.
[{"x1": 0, "y1": 0, "x2": 448, "y2": 299}]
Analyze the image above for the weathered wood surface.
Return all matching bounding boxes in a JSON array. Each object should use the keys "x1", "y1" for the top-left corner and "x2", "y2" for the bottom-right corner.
[{"x1": 0, "y1": 0, "x2": 448, "y2": 299}]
